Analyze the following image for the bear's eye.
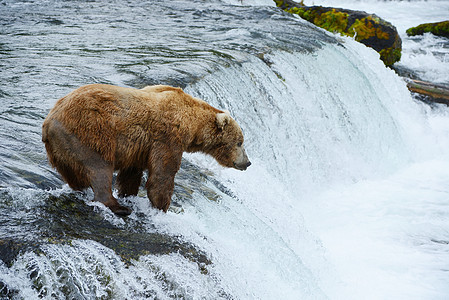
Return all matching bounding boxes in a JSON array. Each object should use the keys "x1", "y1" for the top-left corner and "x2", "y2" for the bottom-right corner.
[{"x1": 237, "y1": 142, "x2": 242, "y2": 147}]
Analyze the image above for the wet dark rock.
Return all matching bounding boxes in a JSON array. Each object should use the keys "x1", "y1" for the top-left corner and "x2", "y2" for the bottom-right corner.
[
  {"x1": 0, "y1": 239, "x2": 40, "y2": 267},
  {"x1": 406, "y1": 20, "x2": 449, "y2": 38},
  {"x1": 175, "y1": 159, "x2": 236, "y2": 203},
  {"x1": 40, "y1": 193, "x2": 211, "y2": 266},
  {"x1": 0, "y1": 280, "x2": 20, "y2": 299},
  {"x1": 274, "y1": 0, "x2": 402, "y2": 66},
  {"x1": 0, "y1": 193, "x2": 210, "y2": 269},
  {"x1": 391, "y1": 64, "x2": 421, "y2": 82}
]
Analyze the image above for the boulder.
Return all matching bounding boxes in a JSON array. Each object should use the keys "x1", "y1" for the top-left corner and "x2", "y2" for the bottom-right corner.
[
  {"x1": 406, "y1": 21, "x2": 449, "y2": 38},
  {"x1": 274, "y1": 0, "x2": 402, "y2": 66}
]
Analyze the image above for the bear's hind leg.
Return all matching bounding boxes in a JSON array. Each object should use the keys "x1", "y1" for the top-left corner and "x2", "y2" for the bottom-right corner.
[
  {"x1": 116, "y1": 167, "x2": 143, "y2": 198},
  {"x1": 88, "y1": 161, "x2": 132, "y2": 216},
  {"x1": 43, "y1": 119, "x2": 131, "y2": 216},
  {"x1": 43, "y1": 121, "x2": 90, "y2": 190},
  {"x1": 45, "y1": 143, "x2": 90, "y2": 190}
]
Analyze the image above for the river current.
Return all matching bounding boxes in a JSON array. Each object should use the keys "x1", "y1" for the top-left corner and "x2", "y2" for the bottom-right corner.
[{"x1": 1, "y1": 0, "x2": 449, "y2": 299}]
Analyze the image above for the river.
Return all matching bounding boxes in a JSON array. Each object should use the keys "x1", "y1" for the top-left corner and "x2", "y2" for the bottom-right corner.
[{"x1": 1, "y1": 0, "x2": 448, "y2": 299}]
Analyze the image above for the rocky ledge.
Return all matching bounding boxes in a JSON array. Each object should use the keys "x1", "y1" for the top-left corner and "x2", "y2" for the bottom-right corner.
[{"x1": 406, "y1": 20, "x2": 449, "y2": 38}]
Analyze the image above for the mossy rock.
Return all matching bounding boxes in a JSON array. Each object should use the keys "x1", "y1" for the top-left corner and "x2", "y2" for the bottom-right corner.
[
  {"x1": 274, "y1": 0, "x2": 402, "y2": 66},
  {"x1": 406, "y1": 20, "x2": 449, "y2": 38}
]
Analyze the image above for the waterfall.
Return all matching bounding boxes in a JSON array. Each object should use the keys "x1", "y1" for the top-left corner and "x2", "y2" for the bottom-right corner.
[
  {"x1": 186, "y1": 39, "x2": 429, "y2": 193},
  {"x1": 2, "y1": 0, "x2": 449, "y2": 298}
]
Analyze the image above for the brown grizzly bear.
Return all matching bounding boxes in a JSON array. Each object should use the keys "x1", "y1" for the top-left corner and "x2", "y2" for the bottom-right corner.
[{"x1": 42, "y1": 84, "x2": 251, "y2": 216}]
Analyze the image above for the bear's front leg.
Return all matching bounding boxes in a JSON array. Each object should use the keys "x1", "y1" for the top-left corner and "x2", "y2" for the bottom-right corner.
[{"x1": 146, "y1": 142, "x2": 182, "y2": 212}]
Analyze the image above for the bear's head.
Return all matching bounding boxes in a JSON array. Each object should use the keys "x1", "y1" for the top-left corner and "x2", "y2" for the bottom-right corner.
[{"x1": 211, "y1": 111, "x2": 251, "y2": 171}]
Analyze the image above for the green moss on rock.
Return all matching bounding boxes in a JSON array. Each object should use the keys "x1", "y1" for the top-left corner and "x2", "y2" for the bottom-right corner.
[
  {"x1": 406, "y1": 20, "x2": 449, "y2": 38},
  {"x1": 315, "y1": 9, "x2": 349, "y2": 34},
  {"x1": 379, "y1": 47, "x2": 402, "y2": 67},
  {"x1": 349, "y1": 16, "x2": 390, "y2": 41}
]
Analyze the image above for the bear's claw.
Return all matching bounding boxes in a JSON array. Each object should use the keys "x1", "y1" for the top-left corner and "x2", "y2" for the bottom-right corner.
[{"x1": 111, "y1": 205, "x2": 132, "y2": 216}]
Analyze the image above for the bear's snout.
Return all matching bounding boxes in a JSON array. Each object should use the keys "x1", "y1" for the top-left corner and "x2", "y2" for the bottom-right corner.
[
  {"x1": 234, "y1": 160, "x2": 251, "y2": 171},
  {"x1": 234, "y1": 146, "x2": 251, "y2": 171}
]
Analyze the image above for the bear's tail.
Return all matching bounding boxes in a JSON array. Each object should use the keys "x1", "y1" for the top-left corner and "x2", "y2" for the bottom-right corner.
[{"x1": 42, "y1": 121, "x2": 49, "y2": 143}]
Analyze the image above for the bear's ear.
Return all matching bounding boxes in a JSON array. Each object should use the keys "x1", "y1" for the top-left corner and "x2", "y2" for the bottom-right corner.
[{"x1": 216, "y1": 111, "x2": 231, "y2": 130}]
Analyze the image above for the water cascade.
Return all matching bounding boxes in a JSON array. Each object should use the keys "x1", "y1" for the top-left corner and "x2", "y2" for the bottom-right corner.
[{"x1": 1, "y1": 0, "x2": 448, "y2": 298}]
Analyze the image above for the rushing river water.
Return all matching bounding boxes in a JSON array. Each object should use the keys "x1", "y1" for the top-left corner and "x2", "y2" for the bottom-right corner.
[{"x1": 1, "y1": 0, "x2": 449, "y2": 299}]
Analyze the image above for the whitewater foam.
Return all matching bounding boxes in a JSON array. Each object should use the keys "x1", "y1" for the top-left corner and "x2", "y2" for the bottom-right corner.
[{"x1": 185, "y1": 37, "x2": 449, "y2": 298}]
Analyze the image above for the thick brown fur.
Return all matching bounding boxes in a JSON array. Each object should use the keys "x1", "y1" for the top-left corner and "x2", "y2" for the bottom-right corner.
[{"x1": 42, "y1": 84, "x2": 250, "y2": 215}]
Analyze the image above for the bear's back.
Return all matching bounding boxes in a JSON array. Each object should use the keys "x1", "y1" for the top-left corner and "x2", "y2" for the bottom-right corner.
[
  {"x1": 139, "y1": 85, "x2": 218, "y2": 114},
  {"x1": 141, "y1": 85, "x2": 183, "y2": 94}
]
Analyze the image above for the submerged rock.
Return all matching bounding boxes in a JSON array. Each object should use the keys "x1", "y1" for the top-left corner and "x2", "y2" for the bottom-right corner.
[
  {"x1": 0, "y1": 158, "x2": 234, "y2": 298},
  {"x1": 0, "y1": 192, "x2": 210, "y2": 268},
  {"x1": 406, "y1": 20, "x2": 449, "y2": 38},
  {"x1": 43, "y1": 194, "x2": 211, "y2": 266},
  {"x1": 274, "y1": 0, "x2": 402, "y2": 66},
  {"x1": 0, "y1": 239, "x2": 40, "y2": 268}
]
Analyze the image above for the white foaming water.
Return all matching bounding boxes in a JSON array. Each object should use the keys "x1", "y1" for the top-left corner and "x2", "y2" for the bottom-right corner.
[
  {"x1": 401, "y1": 33, "x2": 449, "y2": 85},
  {"x1": 4, "y1": 24, "x2": 449, "y2": 300},
  {"x1": 308, "y1": 0, "x2": 449, "y2": 85},
  {"x1": 223, "y1": 0, "x2": 275, "y2": 6},
  {"x1": 0, "y1": 239, "x2": 233, "y2": 299},
  {"x1": 302, "y1": 160, "x2": 449, "y2": 299}
]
